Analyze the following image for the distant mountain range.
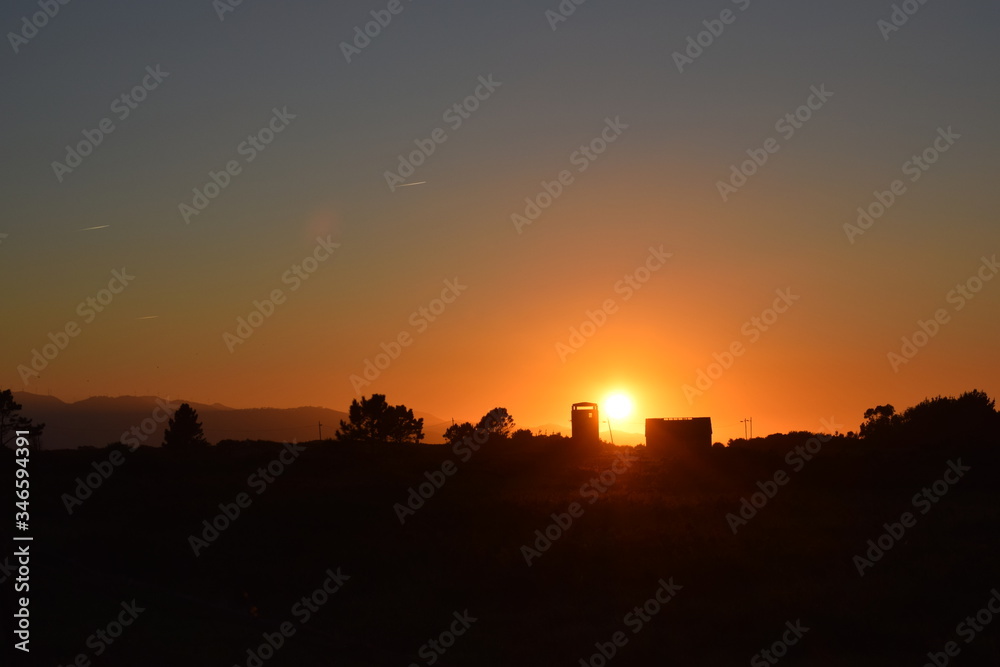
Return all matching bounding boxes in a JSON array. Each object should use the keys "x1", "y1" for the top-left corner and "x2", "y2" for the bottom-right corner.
[
  {"x1": 11, "y1": 393, "x2": 647, "y2": 449},
  {"x1": 11, "y1": 393, "x2": 438, "y2": 449}
]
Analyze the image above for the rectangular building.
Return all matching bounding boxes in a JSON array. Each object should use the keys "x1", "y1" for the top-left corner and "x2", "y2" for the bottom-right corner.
[{"x1": 645, "y1": 417, "x2": 712, "y2": 456}]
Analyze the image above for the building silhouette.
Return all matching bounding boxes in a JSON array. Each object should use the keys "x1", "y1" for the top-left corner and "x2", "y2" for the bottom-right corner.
[
  {"x1": 571, "y1": 402, "x2": 599, "y2": 443},
  {"x1": 645, "y1": 417, "x2": 712, "y2": 457}
]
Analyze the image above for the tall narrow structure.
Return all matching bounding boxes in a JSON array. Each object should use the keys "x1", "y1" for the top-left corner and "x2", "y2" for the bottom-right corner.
[{"x1": 571, "y1": 402, "x2": 600, "y2": 443}]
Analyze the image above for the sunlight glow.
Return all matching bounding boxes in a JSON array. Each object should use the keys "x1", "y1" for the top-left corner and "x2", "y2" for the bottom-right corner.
[{"x1": 605, "y1": 393, "x2": 633, "y2": 420}]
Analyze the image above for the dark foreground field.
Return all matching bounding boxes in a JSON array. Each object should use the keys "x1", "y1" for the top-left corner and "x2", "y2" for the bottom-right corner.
[{"x1": 9, "y1": 437, "x2": 1000, "y2": 666}]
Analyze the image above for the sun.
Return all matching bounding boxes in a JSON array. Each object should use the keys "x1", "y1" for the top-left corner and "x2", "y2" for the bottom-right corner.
[{"x1": 604, "y1": 393, "x2": 633, "y2": 420}]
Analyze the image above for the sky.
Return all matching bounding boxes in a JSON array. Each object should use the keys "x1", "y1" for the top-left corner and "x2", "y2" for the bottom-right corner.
[{"x1": 2, "y1": 0, "x2": 999, "y2": 443}]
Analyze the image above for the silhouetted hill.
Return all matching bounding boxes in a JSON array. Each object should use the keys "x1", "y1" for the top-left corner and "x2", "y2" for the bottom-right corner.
[
  {"x1": 11, "y1": 393, "x2": 463, "y2": 449},
  {"x1": 410, "y1": 411, "x2": 453, "y2": 442},
  {"x1": 12, "y1": 393, "x2": 346, "y2": 449}
]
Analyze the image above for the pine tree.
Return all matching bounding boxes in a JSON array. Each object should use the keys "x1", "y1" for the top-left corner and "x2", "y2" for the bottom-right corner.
[{"x1": 162, "y1": 403, "x2": 209, "y2": 450}]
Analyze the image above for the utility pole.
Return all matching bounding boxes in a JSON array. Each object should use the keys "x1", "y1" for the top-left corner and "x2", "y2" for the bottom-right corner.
[
  {"x1": 318, "y1": 421, "x2": 323, "y2": 441},
  {"x1": 606, "y1": 419, "x2": 615, "y2": 446}
]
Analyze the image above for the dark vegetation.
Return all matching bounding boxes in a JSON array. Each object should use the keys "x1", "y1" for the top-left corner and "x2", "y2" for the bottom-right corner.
[
  {"x1": 335, "y1": 394, "x2": 423, "y2": 444},
  {"x1": 1, "y1": 388, "x2": 44, "y2": 449},
  {"x1": 162, "y1": 403, "x2": 210, "y2": 451},
  {"x1": 3, "y1": 390, "x2": 999, "y2": 665}
]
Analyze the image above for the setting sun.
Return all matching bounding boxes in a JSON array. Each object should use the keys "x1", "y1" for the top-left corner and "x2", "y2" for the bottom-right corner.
[{"x1": 604, "y1": 393, "x2": 633, "y2": 420}]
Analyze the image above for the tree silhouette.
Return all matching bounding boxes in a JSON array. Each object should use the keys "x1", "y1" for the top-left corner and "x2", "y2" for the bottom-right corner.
[
  {"x1": 336, "y1": 394, "x2": 423, "y2": 444},
  {"x1": 897, "y1": 390, "x2": 997, "y2": 446},
  {"x1": 0, "y1": 389, "x2": 44, "y2": 449},
  {"x1": 859, "y1": 390, "x2": 998, "y2": 446},
  {"x1": 511, "y1": 428, "x2": 533, "y2": 443},
  {"x1": 476, "y1": 407, "x2": 515, "y2": 439},
  {"x1": 859, "y1": 404, "x2": 899, "y2": 441},
  {"x1": 443, "y1": 422, "x2": 476, "y2": 446},
  {"x1": 162, "y1": 403, "x2": 209, "y2": 450}
]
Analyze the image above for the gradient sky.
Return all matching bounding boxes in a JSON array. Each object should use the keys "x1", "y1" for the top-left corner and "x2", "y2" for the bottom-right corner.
[{"x1": 3, "y1": 0, "x2": 999, "y2": 442}]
